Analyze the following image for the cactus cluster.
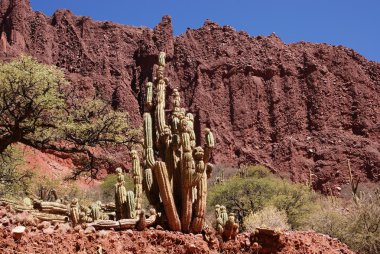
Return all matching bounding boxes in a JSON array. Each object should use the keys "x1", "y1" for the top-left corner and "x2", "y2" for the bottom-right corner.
[
  {"x1": 215, "y1": 204, "x2": 239, "y2": 241},
  {"x1": 115, "y1": 167, "x2": 136, "y2": 220},
  {"x1": 138, "y1": 52, "x2": 215, "y2": 233}
]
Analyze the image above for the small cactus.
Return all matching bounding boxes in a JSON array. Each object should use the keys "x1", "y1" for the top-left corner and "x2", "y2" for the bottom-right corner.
[
  {"x1": 126, "y1": 191, "x2": 135, "y2": 219},
  {"x1": 220, "y1": 205, "x2": 228, "y2": 226},
  {"x1": 90, "y1": 201, "x2": 102, "y2": 221},
  {"x1": 70, "y1": 198, "x2": 80, "y2": 226},
  {"x1": 222, "y1": 213, "x2": 239, "y2": 241},
  {"x1": 115, "y1": 167, "x2": 127, "y2": 220}
]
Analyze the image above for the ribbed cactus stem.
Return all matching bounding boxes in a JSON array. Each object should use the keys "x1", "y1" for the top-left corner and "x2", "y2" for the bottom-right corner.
[
  {"x1": 115, "y1": 168, "x2": 127, "y2": 220},
  {"x1": 192, "y1": 146, "x2": 205, "y2": 186},
  {"x1": 220, "y1": 206, "x2": 228, "y2": 226},
  {"x1": 180, "y1": 119, "x2": 194, "y2": 232},
  {"x1": 153, "y1": 161, "x2": 181, "y2": 231},
  {"x1": 156, "y1": 79, "x2": 167, "y2": 135},
  {"x1": 126, "y1": 191, "x2": 136, "y2": 219},
  {"x1": 70, "y1": 198, "x2": 80, "y2": 225},
  {"x1": 204, "y1": 128, "x2": 215, "y2": 163},
  {"x1": 143, "y1": 167, "x2": 160, "y2": 207},
  {"x1": 143, "y1": 113, "x2": 155, "y2": 168},
  {"x1": 143, "y1": 112, "x2": 153, "y2": 149},
  {"x1": 186, "y1": 113, "x2": 196, "y2": 148},
  {"x1": 145, "y1": 82, "x2": 153, "y2": 110},
  {"x1": 191, "y1": 172, "x2": 207, "y2": 233},
  {"x1": 158, "y1": 52, "x2": 166, "y2": 67},
  {"x1": 131, "y1": 150, "x2": 142, "y2": 210}
]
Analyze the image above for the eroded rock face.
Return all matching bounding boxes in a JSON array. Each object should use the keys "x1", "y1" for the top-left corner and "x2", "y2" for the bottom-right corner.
[{"x1": 1, "y1": 0, "x2": 379, "y2": 192}]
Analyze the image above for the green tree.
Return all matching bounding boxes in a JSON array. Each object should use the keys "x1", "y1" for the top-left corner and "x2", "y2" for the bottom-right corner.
[
  {"x1": 0, "y1": 146, "x2": 33, "y2": 197},
  {"x1": 0, "y1": 56, "x2": 139, "y2": 178}
]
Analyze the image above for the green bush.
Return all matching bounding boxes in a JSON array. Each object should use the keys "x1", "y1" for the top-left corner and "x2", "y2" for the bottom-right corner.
[{"x1": 208, "y1": 165, "x2": 319, "y2": 230}]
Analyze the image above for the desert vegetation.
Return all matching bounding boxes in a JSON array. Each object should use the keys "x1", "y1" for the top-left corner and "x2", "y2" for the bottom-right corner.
[
  {"x1": 207, "y1": 165, "x2": 380, "y2": 254},
  {"x1": 0, "y1": 54, "x2": 377, "y2": 254},
  {"x1": 0, "y1": 56, "x2": 139, "y2": 178}
]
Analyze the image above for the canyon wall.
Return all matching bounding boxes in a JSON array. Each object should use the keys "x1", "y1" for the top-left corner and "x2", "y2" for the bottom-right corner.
[{"x1": 1, "y1": 0, "x2": 379, "y2": 191}]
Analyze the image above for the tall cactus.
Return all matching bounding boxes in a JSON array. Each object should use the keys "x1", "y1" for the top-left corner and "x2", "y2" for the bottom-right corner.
[
  {"x1": 140, "y1": 52, "x2": 215, "y2": 233},
  {"x1": 131, "y1": 150, "x2": 142, "y2": 210}
]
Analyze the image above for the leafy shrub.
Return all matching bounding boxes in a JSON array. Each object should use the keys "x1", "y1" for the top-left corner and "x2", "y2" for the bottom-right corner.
[
  {"x1": 243, "y1": 206, "x2": 290, "y2": 231},
  {"x1": 208, "y1": 165, "x2": 318, "y2": 229}
]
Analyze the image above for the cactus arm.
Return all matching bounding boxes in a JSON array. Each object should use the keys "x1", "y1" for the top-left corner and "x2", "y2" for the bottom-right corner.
[
  {"x1": 191, "y1": 146, "x2": 205, "y2": 186},
  {"x1": 145, "y1": 82, "x2": 153, "y2": 110},
  {"x1": 131, "y1": 150, "x2": 142, "y2": 211},
  {"x1": 153, "y1": 161, "x2": 181, "y2": 231},
  {"x1": 191, "y1": 172, "x2": 207, "y2": 233},
  {"x1": 158, "y1": 52, "x2": 166, "y2": 67},
  {"x1": 180, "y1": 127, "x2": 194, "y2": 232},
  {"x1": 155, "y1": 79, "x2": 168, "y2": 135},
  {"x1": 203, "y1": 128, "x2": 215, "y2": 164},
  {"x1": 143, "y1": 168, "x2": 160, "y2": 207},
  {"x1": 126, "y1": 191, "x2": 136, "y2": 219},
  {"x1": 143, "y1": 113, "x2": 156, "y2": 168}
]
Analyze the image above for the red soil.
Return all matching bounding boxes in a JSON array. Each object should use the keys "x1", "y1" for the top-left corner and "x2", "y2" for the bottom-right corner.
[{"x1": 0, "y1": 207, "x2": 355, "y2": 254}]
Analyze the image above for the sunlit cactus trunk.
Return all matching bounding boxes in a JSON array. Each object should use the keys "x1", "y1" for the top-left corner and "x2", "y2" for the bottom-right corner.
[{"x1": 154, "y1": 161, "x2": 181, "y2": 231}]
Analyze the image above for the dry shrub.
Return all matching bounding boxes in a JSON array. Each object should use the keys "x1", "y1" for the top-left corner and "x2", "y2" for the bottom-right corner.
[
  {"x1": 309, "y1": 190, "x2": 380, "y2": 254},
  {"x1": 243, "y1": 206, "x2": 290, "y2": 231}
]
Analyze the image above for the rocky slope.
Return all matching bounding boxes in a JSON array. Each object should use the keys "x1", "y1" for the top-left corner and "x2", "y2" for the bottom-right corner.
[
  {"x1": 0, "y1": 0, "x2": 379, "y2": 192},
  {"x1": 0, "y1": 206, "x2": 355, "y2": 254}
]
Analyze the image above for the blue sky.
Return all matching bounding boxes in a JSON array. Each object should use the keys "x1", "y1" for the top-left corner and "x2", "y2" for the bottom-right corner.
[{"x1": 30, "y1": 0, "x2": 380, "y2": 62}]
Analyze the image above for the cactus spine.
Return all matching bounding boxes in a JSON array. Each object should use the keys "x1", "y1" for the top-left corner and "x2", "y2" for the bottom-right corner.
[{"x1": 140, "y1": 52, "x2": 215, "y2": 233}]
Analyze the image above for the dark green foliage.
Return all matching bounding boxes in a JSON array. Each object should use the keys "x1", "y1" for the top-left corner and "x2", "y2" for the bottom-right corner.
[
  {"x1": 0, "y1": 55, "x2": 139, "y2": 178},
  {"x1": 0, "y1": 147, "x2": 33, "y2": 197},
  {"x1": 208, "y1": 165, "x2": 318, "y2": 229}
]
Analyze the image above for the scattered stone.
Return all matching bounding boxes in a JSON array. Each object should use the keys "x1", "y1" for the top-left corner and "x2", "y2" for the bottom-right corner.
[
  {"x1": 74, "y1": 225, "x2": 82, "y2": 233},
  {"x1": 1, "y1": 217, "x2": 10, "y2": 226},
  {"x1": 12, "y1": 226, "x2": 26, "y2": 240},
  {"x1": 126, "y1": 229, "x2": 133, "y2": 236},
  {"x1": 42, "y1": 227, "x2": 54, "y2": 235},
  {"x1": 37, "y1": 221, "x2": 51, "y2": 230},
  {"x1": 84, "y1": 226, "x2": 96, "y2": 234},
  {"x1": 56, "y1": 223, "x2": 72, "y2": 234},
  {"x1": 186, "y1": 244, "x2": 198, "y2": 254},
  {"x1": 96, "y1": 230, "x2": 109, "y2": 239}
]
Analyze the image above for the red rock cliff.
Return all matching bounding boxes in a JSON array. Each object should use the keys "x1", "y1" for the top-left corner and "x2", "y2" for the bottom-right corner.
[{"x1": 0, "y1": 0, "x2": 379, "y2": 192}]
